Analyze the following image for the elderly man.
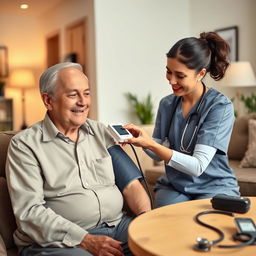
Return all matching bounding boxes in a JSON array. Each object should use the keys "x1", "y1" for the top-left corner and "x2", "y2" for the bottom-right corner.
[{"x1": 6, "y1": 62, "x2": 151, "y2": 256}]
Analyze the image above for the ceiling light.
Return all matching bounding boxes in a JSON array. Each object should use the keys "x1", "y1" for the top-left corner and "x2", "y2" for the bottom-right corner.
[{"x1": 20, "y1": 4, "x2": 29, "y2": 9}]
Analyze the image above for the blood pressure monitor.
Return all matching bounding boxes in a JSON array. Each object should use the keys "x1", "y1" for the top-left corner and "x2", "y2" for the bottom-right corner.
[
  {"x1": 234, "y1": 218, "x2": 256, "y2": 237},
  {"x1": 108, "y1": 124, "x2": 133, "y2": 142}
]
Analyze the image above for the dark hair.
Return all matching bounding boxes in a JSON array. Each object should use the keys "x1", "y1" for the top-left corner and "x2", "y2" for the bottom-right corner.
[{"x1": 166, "y1": 32, "x2": 230, "y2": 81}]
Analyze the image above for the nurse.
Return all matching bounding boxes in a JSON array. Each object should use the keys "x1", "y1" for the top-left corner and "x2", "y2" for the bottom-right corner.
[{"x1": 124, "y1": 31, "x2": 240, "y2": 207}]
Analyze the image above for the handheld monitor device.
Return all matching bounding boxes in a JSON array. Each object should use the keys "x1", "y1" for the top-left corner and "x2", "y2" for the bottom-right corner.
[
  {"x1": 108, "y1": 124, "x2": 133, "y2": 142},
  {"x1": 234, "y1": 218, "x2": 256, "y2": 237}
]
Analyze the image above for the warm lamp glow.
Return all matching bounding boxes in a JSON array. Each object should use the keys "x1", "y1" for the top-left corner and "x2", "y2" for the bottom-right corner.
[
  {"x1": 219, "y1": 61, "x2": 256, "y2": 117},
  {"x1": 219, "y1": 61, "x2": 256, "y2": 87},
  {"x1": 9, "y1": 69, "x2": 35, "y2": 129},
  {"x1": 20, "y1": 4, "x2": 29, "y2": 10},
  {"x1": 9, "y1": 69, "x2": 35, "y2": 88}
]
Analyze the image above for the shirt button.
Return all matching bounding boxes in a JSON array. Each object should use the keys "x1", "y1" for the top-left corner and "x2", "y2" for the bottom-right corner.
[
  {"x1": 80, "y1": 160, "x2": 85, "y2": 165},
  {"x1": 84, "y1": 182, "x2": 88, "y2": 186}
]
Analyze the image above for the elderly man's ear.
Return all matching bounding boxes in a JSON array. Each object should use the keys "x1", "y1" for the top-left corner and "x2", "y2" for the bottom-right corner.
[{"x1": 41, "y1": 93, "x2": 53, "y2": 110}]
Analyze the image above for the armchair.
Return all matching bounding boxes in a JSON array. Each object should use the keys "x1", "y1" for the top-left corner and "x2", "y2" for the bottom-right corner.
[{"x1": 0, "y1": 131, "x2": 18, "y2": 256}]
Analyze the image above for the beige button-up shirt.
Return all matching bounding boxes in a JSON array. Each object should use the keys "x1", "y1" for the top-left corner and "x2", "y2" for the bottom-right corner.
[{"x1": 6, "y1": 115, "x2": 124, "y2": 248}]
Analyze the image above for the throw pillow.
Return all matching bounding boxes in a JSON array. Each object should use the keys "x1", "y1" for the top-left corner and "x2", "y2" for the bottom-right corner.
[{"x1": 240, "y1": 119, "x2": 256, "y2": 167}]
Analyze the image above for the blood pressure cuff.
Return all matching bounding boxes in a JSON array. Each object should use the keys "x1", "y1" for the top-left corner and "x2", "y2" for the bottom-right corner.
[{"x1": 108, "y1": 145, "x2": 142, "y2": 192}]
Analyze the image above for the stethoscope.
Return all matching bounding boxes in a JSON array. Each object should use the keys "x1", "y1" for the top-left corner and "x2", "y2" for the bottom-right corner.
[
  {"x1": 194, "y1": 210, "x2": 256, "y2": 251},
  {"x1": 165, "y1": 82, "x2": 206, "y2": 153}
]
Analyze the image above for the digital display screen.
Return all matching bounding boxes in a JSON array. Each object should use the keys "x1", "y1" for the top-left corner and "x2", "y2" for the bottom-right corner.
[
  {"x1": 113, "y1": 125, "x2": 129, "y2": 135},
  {"x1": 239, "y1": 220, "x2": 256, "y2": 232}
]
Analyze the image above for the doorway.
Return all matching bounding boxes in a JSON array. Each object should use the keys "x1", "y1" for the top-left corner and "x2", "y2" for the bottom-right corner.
[
  {"x1": 46, "y1": 32, "x2": 60, "y2": 67},
  {"x1": 65, "y1": 19, "x2": 86, "y2": 73}
]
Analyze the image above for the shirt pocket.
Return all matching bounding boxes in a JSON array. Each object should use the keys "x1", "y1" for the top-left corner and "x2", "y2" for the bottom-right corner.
[{"x1": 91, "y1": 156, "x2": 115, "y2": 186}]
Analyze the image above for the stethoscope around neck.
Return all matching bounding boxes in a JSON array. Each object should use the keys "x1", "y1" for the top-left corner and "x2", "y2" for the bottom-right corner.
[{"x1": 166, "y1": 83, "x2": 206, "y2": 154}]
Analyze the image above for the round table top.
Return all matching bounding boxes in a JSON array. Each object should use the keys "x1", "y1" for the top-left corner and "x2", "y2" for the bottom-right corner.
[{"x1": 128, "y1": 197, "x2": 256, "y2": 256}]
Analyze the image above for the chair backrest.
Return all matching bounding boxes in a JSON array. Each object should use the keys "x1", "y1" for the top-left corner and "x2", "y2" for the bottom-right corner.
[{"x1": 0, "y1": 132, "x2": 17, "y2": 250}]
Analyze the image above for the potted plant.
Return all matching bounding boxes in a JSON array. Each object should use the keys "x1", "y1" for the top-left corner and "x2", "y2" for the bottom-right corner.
[
  {"x1": 125, "y1": 92, "x2": 154, "y2": 124},
  {"x1": 241, "y1": 93, "x2": 256, "y2": 113}
]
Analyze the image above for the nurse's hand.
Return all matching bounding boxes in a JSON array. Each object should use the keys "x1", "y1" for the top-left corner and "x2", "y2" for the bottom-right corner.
[{"x1": 123, "y1": 124, "x2": 154, "y2": 149}]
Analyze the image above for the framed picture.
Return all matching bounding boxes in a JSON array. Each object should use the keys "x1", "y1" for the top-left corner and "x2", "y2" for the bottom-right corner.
[
  {"x1": 0, "y1": 46, "x2": 8, "y2": 78},
  {"x1": 215, "y1": 26, "x2": 238, "y2": 61}
]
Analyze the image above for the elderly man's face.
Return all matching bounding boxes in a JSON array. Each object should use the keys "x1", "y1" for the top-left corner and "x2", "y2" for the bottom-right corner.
[{"x1": 46, "y1": 67, "x2": 91, "y2": 132}]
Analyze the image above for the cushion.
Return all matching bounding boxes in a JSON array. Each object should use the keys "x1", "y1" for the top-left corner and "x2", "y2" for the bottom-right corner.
[
  {"x1": 230, "y1": 160, "x2": 256, "y2": 196},
  {"x1": 0, "y1": 177, "x2": 17, "y2": 249},
  {"x1": 0, "y1": 132, "x2": 16, "y2": 178},
  {"x1": 228, "y1": 115, "x2": 249, "y2": 160},
  {"x1": 240, "y1": 119, "x2": 256, "y2": 168}
]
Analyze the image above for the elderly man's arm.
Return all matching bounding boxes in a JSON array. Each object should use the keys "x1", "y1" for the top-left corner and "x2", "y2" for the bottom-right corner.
[
  {"x1": 107, "y1": 144, "x2": 151, "y2": 215},
  {"x1": 122, "y1": 179, "x2": 151, "y2": 215}
]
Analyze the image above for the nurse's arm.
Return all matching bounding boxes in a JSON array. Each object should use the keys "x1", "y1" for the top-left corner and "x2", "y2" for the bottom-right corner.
[{"x1": 168, "y1": 144, "x2": 217, "y2": 177}]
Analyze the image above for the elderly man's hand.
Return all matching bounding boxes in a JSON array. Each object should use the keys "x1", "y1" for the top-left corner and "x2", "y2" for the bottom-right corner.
[{"x1": 80, "y1": 234, "x2": 124, "y2": 256}]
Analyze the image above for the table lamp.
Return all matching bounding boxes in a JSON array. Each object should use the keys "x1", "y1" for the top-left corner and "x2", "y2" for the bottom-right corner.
[
  {"x1": 219, "y1": 61, "x2": 256, "y2": 116},
  {"x1": 9, "y1": 69, "x2": 35, "y2": 129}
]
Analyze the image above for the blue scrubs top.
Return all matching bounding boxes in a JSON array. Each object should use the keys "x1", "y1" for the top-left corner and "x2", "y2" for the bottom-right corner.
[{"x1": 153, "y1": 88, "x2": 240, "y2": 195}]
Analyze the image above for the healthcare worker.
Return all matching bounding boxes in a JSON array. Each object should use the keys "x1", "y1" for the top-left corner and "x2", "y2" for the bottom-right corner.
[{"x1": 124, "y1": 31, "x2": 240, "y2": 207}]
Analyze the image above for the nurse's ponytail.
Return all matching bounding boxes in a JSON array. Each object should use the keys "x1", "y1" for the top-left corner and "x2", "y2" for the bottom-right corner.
[
  {"x1": 167, "y1": 31, "x2": 230, "y2": 81},
  {"x1": 199, "y1": 32, "x2": 230, "y2": 81}
]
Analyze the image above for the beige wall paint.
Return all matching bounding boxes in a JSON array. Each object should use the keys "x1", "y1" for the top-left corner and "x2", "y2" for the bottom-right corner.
[{"x1": 94, "y1": 0, "x2": 190, "y2": 124}]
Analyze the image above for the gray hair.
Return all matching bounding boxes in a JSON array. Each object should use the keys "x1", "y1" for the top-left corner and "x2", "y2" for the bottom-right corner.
[{"x1": 39, "y1": 62, "x2": 83, "y2": 97}]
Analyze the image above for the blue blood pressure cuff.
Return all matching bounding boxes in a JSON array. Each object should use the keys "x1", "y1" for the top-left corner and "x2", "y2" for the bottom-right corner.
[{"x1": 108, "y1": 145, "x2": 142, "y2": 191}]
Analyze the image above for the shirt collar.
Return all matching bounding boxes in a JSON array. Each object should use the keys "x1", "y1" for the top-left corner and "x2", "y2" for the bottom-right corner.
[
  {"x1": 83, "y1": 121, "x2": 95, "y2": 136},
  {"x1": 42, "y1": 113, "x2": 95, "y2": 142},
  {"x1": 42, "y1": 114, "x2": 59, "y2": 142}
]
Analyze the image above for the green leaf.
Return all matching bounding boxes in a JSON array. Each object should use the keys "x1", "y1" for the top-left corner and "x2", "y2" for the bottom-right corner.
[
  {"x1": 241, "y1": 93, "x2": 256, "y2": 113},
  {"x1": 125, "y1": 92, "x2": 154, "y2": 124}
]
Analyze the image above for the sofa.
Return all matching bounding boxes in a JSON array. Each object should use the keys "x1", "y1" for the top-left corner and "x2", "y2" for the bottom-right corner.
[
  {"x1": 0, "y1": 114, "x2": 256, "y2": 255},
  {"x1": 0, "y1": 131, "x2": 17, "y2": 256}
]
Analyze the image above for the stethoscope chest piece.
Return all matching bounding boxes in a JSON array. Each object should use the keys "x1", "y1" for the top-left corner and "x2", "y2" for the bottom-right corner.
[{"x1": 194, "y1": 237, "x2": 212, "y2": 252}]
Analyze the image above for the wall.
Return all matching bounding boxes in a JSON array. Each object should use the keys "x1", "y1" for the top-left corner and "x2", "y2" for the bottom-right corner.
[
  {"x1": 94, "y1": 0, "x2": 190, "y2": 124},
  {"x1": 190, "y1": 0, "x2": 256, "y2": 115},
  {"x1": 1, "y1": 0, "x2": 255, "y2": 129}
]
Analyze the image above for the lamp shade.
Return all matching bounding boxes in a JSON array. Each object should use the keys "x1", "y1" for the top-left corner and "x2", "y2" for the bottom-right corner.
[
  {"x1": 219, "y1": 61, "x2": 256, "y2": 87},
  {"x1": 9, "y1": 69, "x2": 35, "y2": 88}
]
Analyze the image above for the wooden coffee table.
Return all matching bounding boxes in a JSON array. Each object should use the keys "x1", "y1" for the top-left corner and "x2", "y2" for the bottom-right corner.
[{"x1": 128, "y1": 197, "x2": 256, "y2": 256}]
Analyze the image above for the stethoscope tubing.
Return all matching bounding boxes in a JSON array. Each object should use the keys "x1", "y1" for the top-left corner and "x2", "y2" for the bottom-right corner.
[
  {"x1": 171, "y1": 83, "x2": 206, "y2": 153},
  {"x1": 194, "y1": 210, "x2": 256, "y2": 250}
]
